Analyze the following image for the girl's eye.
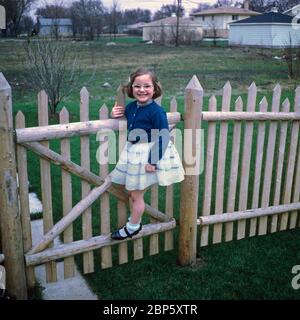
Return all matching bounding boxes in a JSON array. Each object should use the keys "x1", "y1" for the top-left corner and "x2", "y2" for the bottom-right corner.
[{"x1": 132, "y1": 84, "x2": 153, "y2": 90}]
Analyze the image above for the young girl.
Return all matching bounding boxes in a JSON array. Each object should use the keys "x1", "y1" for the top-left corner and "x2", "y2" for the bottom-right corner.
[{"x1": 109, "y1": 67, "x2": 184, "y2": 240}]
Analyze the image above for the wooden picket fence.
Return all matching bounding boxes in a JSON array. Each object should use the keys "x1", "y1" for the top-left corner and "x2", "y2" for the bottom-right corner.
[
  {"x1": 1, "y1": 71, "x2": 300, "y2": 299},
  {"x1": 198, "y1": 82, "x2": 300, "y2": 246}
]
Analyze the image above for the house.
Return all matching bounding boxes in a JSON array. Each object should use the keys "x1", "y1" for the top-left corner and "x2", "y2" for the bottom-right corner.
[
  {"x1": 37, "y1": 18, "x2": 73, "y2": 37},
  {"x1": 142, "y1": 16, "x2": 203, "y2": 44},
  {"x1": 190, "y1": 1, "x2": 260, "y2": 38},
  {"x1": 229, "y1": 8, "x2": 300, "y2": 47},
  {"x1": 127, "y1": 22, "x2": 147, "y2": 36}
]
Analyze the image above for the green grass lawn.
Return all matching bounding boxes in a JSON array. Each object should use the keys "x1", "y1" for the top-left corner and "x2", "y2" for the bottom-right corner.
[
  {"x1": 83, "y1": 228, "x2": 300, "y2": 300},
  {"x1": 1, "y1": 37, "x2": 300, "y2": 300}
]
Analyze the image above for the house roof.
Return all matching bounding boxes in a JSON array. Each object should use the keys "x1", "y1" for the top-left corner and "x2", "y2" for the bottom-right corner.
[
  {"x1": 284, "y1": 4, "x2": 300, "y2": 16},
  {"x1": 144, "y1": 17, "x2": 201, "y2": 27},
  {"x1": 231, "y1": 12, "x2": 298, "y2": 24},
  {"x1": 127, "y1": 22, "x2": 148, "y2": 30},
  {"x1": 190, "y1": 6, "x2": 259, "y2": 17},
  {"x1": 38, "y1": 18, "x2": 72, "y2": 26}
]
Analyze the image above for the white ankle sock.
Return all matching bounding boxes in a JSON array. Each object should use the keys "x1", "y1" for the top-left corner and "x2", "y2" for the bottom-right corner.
[
  {"x1": 126, "y1": 222, "x2": 140, "y2": 232},
  {"x1": 118, "y1": 221, "x2": 140, "y2": 237}
]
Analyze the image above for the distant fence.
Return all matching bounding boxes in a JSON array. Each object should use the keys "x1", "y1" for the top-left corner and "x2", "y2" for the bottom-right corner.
[{"x1": 1, "y1": 72, "x2": 300, "y2": 299}]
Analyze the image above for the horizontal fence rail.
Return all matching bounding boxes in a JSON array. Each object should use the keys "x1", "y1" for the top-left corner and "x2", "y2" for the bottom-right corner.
[
  {"x1": 198, "y1": 202, "x2": 300, "y2": 226},
  {"x1": 202, "y1": 111, "x2": 300, "y2": 121},
  {"x1": 15, "y1": 113, "x2": 181, "y2": 143},
  {"x1": 25, "y1": 219, "x2": 176, "y2": 267}
]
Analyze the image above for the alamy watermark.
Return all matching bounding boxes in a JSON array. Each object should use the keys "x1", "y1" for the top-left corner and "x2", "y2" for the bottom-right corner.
[
  {"x1": 95, "y1": 124, "x2": 205, "y2": 176},
  {"x1": 0, "y1": 5, "x2": 5, "y2": 30},
  {"x1": 291, "y1": 265, "x2": 300, "y2": 290}
]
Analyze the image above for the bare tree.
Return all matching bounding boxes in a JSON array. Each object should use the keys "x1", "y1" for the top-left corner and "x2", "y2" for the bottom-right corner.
[
  {"x1": 171, "y1": 23, "x2": 198, "y2": 46},
  {"x1": 209, "y1": 21, "x2": 218, "y2": 46},
  {"x1": 175, "y1": 0, "x2": 181, "y2": 47},
  {"x1": 282, "y1": 33, "x2": 300, "y2": 80},
  {"x1": 24, "y1": 38, "x2": 93, "y2": 115},
  {"x1": 277, "y1": 0, "x2": 300, "y2": 12},
  {"x1": 247, "y1": 0, "x2": 291, "y2": 12},
  {"x1": 70, "y1": 0, "x2": 105, "y2": 40},
  {"x1": 214, "y1": 0, "x2": 234, "y2": 8},
  {"x1": 20, "y1": 15, "x2": 34, "y2": 36},
  {"x1": 191, "y1": 0, "x2": 299, "y2": 14},
  {"x1": 122, "y1": 9, "x2": 151, "y2": 25},
  {"x1": 0, "y1": 0, "x2": 36, "y2": 36},
  {"x1": 35, "y1": 0, "x2": 69, "y2": 18},
  {"x1": 153, "y1": 3, "x2": 184, "y2": 21},
  {"x1": 190, "y1": 3, "x2": 212, "y2": 14},
  {"x1": 107, "y1": 0, "x2": 122, "y2": 39}
]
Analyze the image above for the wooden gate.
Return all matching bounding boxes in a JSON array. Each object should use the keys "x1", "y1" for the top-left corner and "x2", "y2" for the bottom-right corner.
[{"x1": 0, "y1": 72, "x2": 190, "y2": 299}]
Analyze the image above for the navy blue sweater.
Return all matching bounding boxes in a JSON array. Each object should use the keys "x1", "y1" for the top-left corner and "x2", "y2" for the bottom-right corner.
[{"x1": 124, "y1": 100, "x2": 170, "y2": 165}]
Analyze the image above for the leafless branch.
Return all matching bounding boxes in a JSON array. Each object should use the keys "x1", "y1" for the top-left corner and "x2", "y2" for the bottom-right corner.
[{"x1": 24, "y1": 38, "x2": 95, "y2": 115}]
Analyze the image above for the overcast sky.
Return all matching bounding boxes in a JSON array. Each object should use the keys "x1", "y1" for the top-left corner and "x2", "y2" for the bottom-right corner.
[
  {"x1": 33, "y1": 0, "x2": 219, "y2": 15},
  {"x1": 101, "y1": 0, "x2": 216, "y2": 13}
]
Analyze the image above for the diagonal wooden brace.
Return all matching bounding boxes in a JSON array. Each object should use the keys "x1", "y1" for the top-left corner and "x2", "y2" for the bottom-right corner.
[
  {"x1": 21, "y1": 141, "x2": 169, "y2": 218},
  {"x1": 28, "y1": 177, "x2": 112, "y2": 255}
]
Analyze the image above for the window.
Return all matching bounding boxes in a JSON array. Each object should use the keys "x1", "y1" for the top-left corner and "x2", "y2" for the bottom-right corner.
[
  {"x1": 202, "y1": 16, "x2": 205, "y2": 21},
  {"x1": 212, "y1": 15, "x2": 214, "y2": 21},
  {"x1": 232, "y1": 15, "x2": 238, "y2": 20}
]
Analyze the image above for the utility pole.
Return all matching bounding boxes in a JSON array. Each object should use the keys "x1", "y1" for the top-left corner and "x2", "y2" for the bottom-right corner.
[{"x1": 175, "y1": 0, "x2": 182, "y2": 47}]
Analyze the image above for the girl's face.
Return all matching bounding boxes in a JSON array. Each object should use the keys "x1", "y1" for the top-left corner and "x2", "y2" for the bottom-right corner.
[{"x1": 132, "y1": 74, "x2": 154, "y2": 104}]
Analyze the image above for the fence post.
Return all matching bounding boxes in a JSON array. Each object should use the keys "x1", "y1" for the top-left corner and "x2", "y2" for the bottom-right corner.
[
  {"x1": 0, "y1": 73, "x2": 28, "y2": 299},
  {"x1": 178, "y1": 75, "x2": 203, "y2": 266}
]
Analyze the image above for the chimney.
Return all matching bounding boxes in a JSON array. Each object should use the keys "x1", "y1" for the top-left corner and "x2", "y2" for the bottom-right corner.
[
  {"x1": 243, "y1": 0, "x2": 249, "y2": 10},
  {"x1": 270, "y1": 7, "x2": 278, "y2": 13}
]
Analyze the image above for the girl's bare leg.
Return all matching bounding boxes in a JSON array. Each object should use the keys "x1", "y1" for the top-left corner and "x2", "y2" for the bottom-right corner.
[
  {"x1": 111, "y1": 189, "x2": 145, "y2": 239},
  {"x1": 129, "y1": 189, "x2": 145, "y2": 224}
]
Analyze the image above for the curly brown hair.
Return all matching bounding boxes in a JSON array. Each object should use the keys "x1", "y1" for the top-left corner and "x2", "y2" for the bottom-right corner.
[{"x1": 124, "y1": 67, "x2": 162, "y2": 99}]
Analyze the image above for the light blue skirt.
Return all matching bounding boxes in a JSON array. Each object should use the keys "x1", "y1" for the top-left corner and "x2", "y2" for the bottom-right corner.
[{"x1": 110, "y1": 141, "x2": 185, "y2": 191}]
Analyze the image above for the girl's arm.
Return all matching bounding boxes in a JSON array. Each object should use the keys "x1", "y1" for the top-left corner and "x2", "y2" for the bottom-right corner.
[{"x1": 148, "y1": 109, "x2": 170, "y2": 168}]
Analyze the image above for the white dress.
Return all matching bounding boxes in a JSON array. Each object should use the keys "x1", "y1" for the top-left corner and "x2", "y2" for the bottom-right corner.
[{"x1": 110, "y1": 140, "x2": 185, "y2": 191}]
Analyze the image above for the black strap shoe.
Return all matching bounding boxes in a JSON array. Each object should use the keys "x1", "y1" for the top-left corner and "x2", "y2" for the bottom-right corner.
[
  {"x1": 0, "y1": 289, "x2": 11, "y2": 300},
  {"x1": 111, "y1": 224, "x2": 142, "y2": 240}
]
